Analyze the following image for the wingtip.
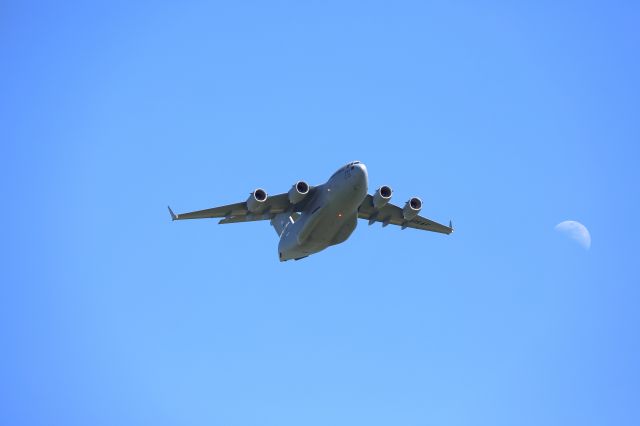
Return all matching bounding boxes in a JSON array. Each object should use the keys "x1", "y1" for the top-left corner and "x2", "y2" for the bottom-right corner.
[
  {"x1": 168, "y1": 206, "x2": 177, "y2": 221},
  {"x1": 449, "y1": 220, "x2": 454, "y2": 233}
]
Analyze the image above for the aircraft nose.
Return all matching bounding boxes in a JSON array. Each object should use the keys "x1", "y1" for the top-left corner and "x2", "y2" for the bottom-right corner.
[{"x1": 353, "y1": 163, "x2": 368, "y2": 190}]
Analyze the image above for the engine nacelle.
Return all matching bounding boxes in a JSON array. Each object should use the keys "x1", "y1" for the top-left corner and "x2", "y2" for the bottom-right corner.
[
  {"x1": 247, "y1": 188, "x2": 268, "y2": 213},
  {"x1": 288, "y1": 181, "x2": 310, "y2": 204},
  {"x1": 373, "y1": 185, "x2": 393, "y2": 209},
  {"x1": 403, "y1": 197, "x2": 422, "y2": 220}
]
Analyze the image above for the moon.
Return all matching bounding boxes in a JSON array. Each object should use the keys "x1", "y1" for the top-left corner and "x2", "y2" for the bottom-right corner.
[{"x1": 555, "y1": 220, "x2": 591, "y2": 250}]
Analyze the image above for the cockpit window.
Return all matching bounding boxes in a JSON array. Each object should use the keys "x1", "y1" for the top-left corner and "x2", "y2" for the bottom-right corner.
[{"x1": 332, "y1": 162, "x2": 360, "y2": 178}]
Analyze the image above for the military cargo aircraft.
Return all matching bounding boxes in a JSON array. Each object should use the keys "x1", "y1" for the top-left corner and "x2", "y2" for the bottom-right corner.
[{"x1": 169, "y1": 161, "x2": 453, "y2": 261}]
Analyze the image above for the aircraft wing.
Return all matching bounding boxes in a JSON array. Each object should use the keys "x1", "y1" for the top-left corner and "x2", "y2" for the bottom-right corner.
[
  {"x1": 357, "y1": 195, "x2": 453, "y2": 235},
  {"x1": 168, "y1": 188, "x2": 315, "y2": 223}
]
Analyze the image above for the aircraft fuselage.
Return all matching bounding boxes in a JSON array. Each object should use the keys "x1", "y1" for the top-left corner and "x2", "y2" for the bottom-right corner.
[{"x1": 278, "y1": 162, "x2": 368, "y2": 261}]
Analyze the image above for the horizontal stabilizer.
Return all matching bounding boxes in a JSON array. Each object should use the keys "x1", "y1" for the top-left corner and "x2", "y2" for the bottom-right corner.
[{"x1": 270, "y1": 213, "x2": 294, "y2": 237}]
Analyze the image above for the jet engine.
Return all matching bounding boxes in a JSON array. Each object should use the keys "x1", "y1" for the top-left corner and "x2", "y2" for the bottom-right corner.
[
  {"x1": 403, "y1": 197, "x2": 422, "y2": 220},
  {"x1": 288, "y1": 181, "x2": 310, "y2": 204},
  {"x1": 247, "y1": 188, "x2": 268, "y2": 213},
  {"x1": 373, "y1": 185, "x2": 393, "y2": 209}
]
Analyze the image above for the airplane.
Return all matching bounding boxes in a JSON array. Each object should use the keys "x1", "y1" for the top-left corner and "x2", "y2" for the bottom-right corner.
[{"x1": 168, "y1": 161, "x2": 453, "y2": 261}]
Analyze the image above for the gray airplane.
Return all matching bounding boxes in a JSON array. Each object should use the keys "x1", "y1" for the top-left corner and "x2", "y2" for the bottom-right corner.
[{"x1": 168, "y1": 161, "x2": 453, "y2": 261}]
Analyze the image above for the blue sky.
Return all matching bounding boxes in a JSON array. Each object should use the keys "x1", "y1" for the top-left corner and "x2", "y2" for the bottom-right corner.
[{"x1": 2, "y1": 1, "x2": 639, "y2": 425}]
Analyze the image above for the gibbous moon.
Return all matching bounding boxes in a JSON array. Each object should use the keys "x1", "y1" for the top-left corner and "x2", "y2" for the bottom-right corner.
[{"x1": 555, "y1": 220, "x2": 591, "y2": 250}]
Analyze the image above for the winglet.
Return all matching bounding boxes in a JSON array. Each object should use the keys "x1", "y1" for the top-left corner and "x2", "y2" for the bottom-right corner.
[
  {"x1": 449, "y1": 220, "x2": 454, "y2": 233},
  {"x1": 168, "y1": 206, "x2": 178, "y2": 221}
]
